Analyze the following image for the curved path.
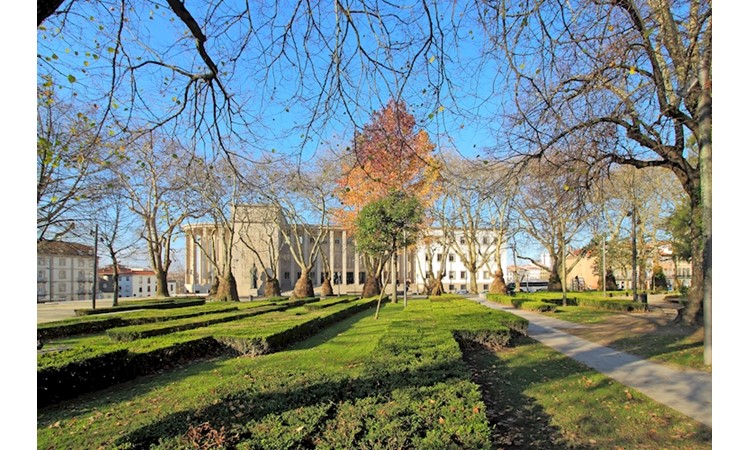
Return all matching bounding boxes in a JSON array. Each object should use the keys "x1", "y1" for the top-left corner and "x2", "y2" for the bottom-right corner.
[{"x1": 474, "y1": 298, "x2": 712, "y2": 428}]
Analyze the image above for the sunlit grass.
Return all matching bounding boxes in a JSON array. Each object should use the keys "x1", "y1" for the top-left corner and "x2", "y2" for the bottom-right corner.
[{"x1": 465, "y1": 337, "x2": 711, "y2": 449}]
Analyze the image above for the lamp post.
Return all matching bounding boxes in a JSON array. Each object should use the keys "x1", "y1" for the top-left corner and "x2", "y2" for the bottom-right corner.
[
  {"x1": 629, "y1": 205, "x2": 638, "y2": 302},
  {"x1": 403, "y1": 228, "x2": 407, "y2": 307},
  {"x1": 92, "y1": 223, "x2": 98, "y2": 309}
]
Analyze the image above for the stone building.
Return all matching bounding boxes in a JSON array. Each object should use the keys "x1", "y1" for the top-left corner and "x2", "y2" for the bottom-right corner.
[{"x1": 183, "y1": 205, "x2": 508, "y2": 297}]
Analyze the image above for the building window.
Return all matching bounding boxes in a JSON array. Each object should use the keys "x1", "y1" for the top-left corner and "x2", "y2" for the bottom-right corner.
[
  {"x1": 147, "y1": 277, "x2": 151, "y2": 284},
  {"x1": 58, "y1": 284, "x2": 66, "y2": 293},
  {"x1": 449, "y1": 271, "x2": 455, "y2": 279},
  {"x1": 58, "y1": 258, "x2": 67, "y2": 266},
  {"x1": 346, "y1": 272, "x2": 354, "y2": 284},
  {"x1": 139, "y1": 287, "x2": 143, "y2": 293},
  {"x1": 359, "y1": 272, "x2": 366, "y2": 284},
  {"x1": 460, "y1": 284, "x2": 466, "y2": 290},
  {"x1": 459, "y1": 236, "x2": 466, "y2": 244},
  {"x1": 59, "y1": 270, "x2": 67, "y2": 279},
  {"x1": 483, "y1": 284, "x2": 489, "y2": 291},
  {"x1": 449, "y1": 284, "x2": 455, "y2": 291},
  {"x1": 284, "y1": 272, "x2": 290, "y2": 280},
  {"x1": 437, "y1": 253, "x2": 442, "y2": 262},
  {"x1": 460, "y1": 271, "x2": 466, "y2": 279},
  {"x1": 147, "y1": 286, "x2": 151, "y2": 293},
  {"x1": 448, "y1": 254, "x2": 455, "y2": 262},
  {"x1": 483, "y1": 271, "x2": 490, "y2": 279},
  {"x1": 482, "y1": 236, "x2": 489, "y2": 244},
  {"x1": 335, "y1": 239, "x2": 340, "y2": 244}
]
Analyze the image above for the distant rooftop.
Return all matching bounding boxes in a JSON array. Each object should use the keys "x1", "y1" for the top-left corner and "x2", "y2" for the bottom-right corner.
[{"x1": 37, "y1": 239, "x2": 95, "y2": 257}]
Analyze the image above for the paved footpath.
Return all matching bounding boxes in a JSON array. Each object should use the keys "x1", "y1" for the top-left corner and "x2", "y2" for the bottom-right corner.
[{"x1": 474, "y1": 299, "x2": 712, "y2": 428}]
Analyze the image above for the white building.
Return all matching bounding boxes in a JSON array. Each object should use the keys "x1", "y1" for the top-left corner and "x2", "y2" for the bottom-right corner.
[
  {"x1": 99, "y1": 266, "x2": 177, "y2": 298},
  {"x1": 37, "y1": 240, "x2": 97, "y2": 303},
  {"x1": 183, "y1": 205, "x2": 507, "y2": 297},
  {"x1": 413, "y1": 230, "x2": 507, "y2": 294}
]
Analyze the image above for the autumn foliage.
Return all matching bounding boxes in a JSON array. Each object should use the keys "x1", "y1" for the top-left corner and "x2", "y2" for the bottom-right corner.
[{"x1": 334, "y1": 99, "x2": 440, "y2": 230}]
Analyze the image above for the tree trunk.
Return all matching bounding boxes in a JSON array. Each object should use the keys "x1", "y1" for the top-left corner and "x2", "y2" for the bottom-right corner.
[
  {"x1": 208, "y1": 276, "x2": 219, "y2": 297},
  {"x1": 362, "y1": 274, "x2": 382, "y2": 299},
  {"x1": 548, "y1": 270, "x2": 562, "y2": 292},
  {"x1": 427, "y1": 274, "x2": 445, "y2": 296},
  {"x1": 489, "y1": 268, "x2": 507, "y2": 294},
  {"x1": 321, "y1": 274, "x2": 334, "y2": 296},
  {"x1": 293, "y1": 270, "x2": 315, "y2": 298},
  {"x1": 678, "y1": 198, "x2": 704, "y2": 326},
  {"x1": 264, "y1": 278, "x2": 281, "y2": 297},
  {"x1": 469, "y1": 270, "x2": 479, "y2": 294},
  {"x1": 112, "y1": 273, "x2": 120, "y2": 307},
  {"x1": 154, "y1": 269, "x2": 171, "y2": 297},
  {"x1": 209, "y1": 272, "x2": 240, "y2": 301}
]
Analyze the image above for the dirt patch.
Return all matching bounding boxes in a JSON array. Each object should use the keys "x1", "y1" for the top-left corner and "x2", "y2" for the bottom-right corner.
[{"x1": 564, "y1": 308, "x2": 702, "y2": 346}]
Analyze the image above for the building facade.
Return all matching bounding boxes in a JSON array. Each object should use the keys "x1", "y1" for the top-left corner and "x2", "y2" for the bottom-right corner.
[
  {"x1": 99, "y1": 265, "x2": 178, "y2": 299},
  {"x1": 37, "y1": 240, "x2": 97, "y2": 303},
  {"x1": 183, "y1": 205, "x2": 508, "y2": 297}
]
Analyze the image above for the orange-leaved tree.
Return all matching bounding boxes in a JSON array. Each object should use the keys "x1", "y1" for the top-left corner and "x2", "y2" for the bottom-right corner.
[{"x1": 335, "y1": 99, "x2": 441, "y2": 298}]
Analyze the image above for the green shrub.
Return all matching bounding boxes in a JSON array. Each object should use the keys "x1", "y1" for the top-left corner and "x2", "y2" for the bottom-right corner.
[
  {"x1": 74, "y1": 298, "x2": 206, "y2": 316},
  {"x1": 519, "y1": 301, "x2": 558, "y2": 312}
]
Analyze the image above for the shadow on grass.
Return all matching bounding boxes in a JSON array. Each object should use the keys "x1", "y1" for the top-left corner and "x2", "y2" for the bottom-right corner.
[
  {"x1": 460, "y1": 336, "x2": 711, "y2": 450},
  {"x1": 459, "y1": 339, "x2": 593, "y2": 450},
  {"x1": 288, "y1": 305, "x2": 379, "y2": 351},
  {"x1": 114, "y1": 357, "x2": 473, "y2": 449}
]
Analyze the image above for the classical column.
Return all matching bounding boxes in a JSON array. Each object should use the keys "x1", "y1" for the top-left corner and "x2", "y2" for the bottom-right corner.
[
  {"x1": 342, "y1": 230, "x2": 347, "y2": 291},
  {"x1": 329, "y1": 229, "x2": 335, "y2": 285},
  {"x1": 353, "y1": 241, "x2": 360, "y2": 288}
]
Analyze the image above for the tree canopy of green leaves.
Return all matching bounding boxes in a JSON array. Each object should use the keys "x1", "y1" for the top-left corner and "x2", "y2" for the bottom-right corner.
[{"x1": 354, "y1": 190, "x2": 424, "y2": 259}]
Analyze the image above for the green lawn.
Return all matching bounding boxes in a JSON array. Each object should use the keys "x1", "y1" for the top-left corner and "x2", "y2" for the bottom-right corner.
[
  {"x1": 463, "y1": 337, "x2": 711, "y2": 449},
  {"x1": 38, "y1": 296, "x2": 710, "y2": 449}
]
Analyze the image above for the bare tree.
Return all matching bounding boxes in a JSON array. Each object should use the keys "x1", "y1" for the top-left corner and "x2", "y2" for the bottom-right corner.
[
  {"x1": 37, "y1": 84, "x2": 111, "y2": 240},
  {"x1": 514, "y1": 157, "x2": 597, "y2": 303},
  {"x1": 96, "y1": 192, "x2": 141, "y2": 306},
  {"x1": 264, "y1": 163, "x2": 336, "y2": 299},
  {"x1": 114, "y1": 131, "x2": 200, "y2": 297},
  {"x1": 184, "y1": 158, "x2": 246, "y2": 301},
  {"x1": 474, "y1": 0, "x2": 711, "y2": 335},
  {"x1": 235, "y1": 205, "x2": 284, "y2": 298}
]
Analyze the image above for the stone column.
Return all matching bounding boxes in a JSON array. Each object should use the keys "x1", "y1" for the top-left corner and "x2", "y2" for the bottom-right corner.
[{"x1": 342, "y1": 230, "x2": 347, "y2": 291}]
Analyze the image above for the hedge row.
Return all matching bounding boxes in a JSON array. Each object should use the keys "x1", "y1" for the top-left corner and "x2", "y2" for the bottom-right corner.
[
  {"x1": 485, "y1": 293, "x2": 647, "y2": 312},
  {"x1": 38, "y1": 337, "x2": 225, "y2": 407},
  {"x1": 73, "y1": 297, "x2": 206, "y2": 316},
  {"x1": 303, "y1": 297, "x2": 353, "y2": 311},
  {"x1": 38, "y1": 298, "x2": 374, "y2": 408},
  {"x1": 519, "y1": 301, "x2": 558, "y2": 312},
  {"x1": 105, "y1": 305, "x2": 286, "y2": 342},
  {"x1": 37, "y1": 303, "x2": 244, "y2": 340},
  {"x1": 140, "y1": 296, "x2": 514, "y2": 449}
]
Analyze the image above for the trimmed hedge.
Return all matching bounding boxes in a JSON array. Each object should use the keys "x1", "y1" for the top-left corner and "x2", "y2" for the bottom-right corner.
[
  {"x1": 74, "y1": 297, "x2": 206, "y2": 316},
  {"x1": 519, "y1": 301, "x2": 558, "y2": 312},
  {"x1": 38, "y1": 298, "x2": 373, "y2": 407},
  {"x1": 105, "y1": 306, "x2": 285, "y2": 342},
  {"x1": 38, "y1": 337, "x2": 225, "y2": 407},
  {"x1": 486, "y1": 293, "x2": 647, "y2": 312},
  {"x1": 38, "y1": 304, "x2": 243, "y2": 340}
]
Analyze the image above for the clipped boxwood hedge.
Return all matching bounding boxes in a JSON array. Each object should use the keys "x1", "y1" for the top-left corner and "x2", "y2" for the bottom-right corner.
[
  {"x1": 105, "y1": 305, "x2": 284, "y2": 342},
  {"x1": 38, "y1": 303, "x2": 242, "y2": 340},
  {"x1": 519, "y1": 301, "x2": 558, "y2": 312},
  {"x1": 74, "y1": 297, "x2": 206, "y2": 316},
  {"x1": 38, "y1": 297, "x2": 374, "y2": 407}
]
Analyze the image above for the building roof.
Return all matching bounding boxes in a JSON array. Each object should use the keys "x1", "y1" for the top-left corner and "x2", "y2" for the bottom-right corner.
[
  {"x1": 98, "y1": 265, "x2": 156, "y2": 276},
  {"x1": 37, "y1": 239, "x2": 95, "y2": 257}
]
